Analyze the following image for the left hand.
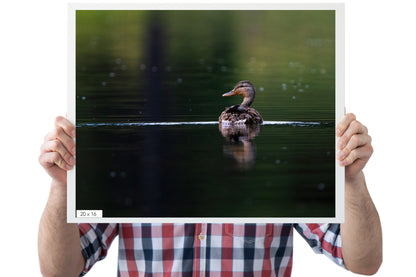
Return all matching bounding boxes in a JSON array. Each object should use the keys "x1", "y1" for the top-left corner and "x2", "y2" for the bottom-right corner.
[{"x1": 336, "y1": 113, "x2": 373, "y2": 183}]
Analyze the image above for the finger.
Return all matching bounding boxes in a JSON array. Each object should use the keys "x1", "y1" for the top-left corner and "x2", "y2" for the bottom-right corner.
[
  {"x1": 54, "y1": 116, "x2": 76, "y2": 138},
  {"x1": 40, "y1": 139, "x2": 75, "y2": 166},
  {"x1": 338, "y1": 144, "x2": 373, "y2": 167},
  {"x1": 336, "y1": 113, "x2": 356, "y2": 137},
  {"x1": 337, "y1": 134, "x2": 372, "y2": 161},
  {"x1": 337, "y1": 120, "x2": 368, "y2": 150},
  {"x1": 44, "y1": 127, "x2": 76, "y2": 156},
  {"x1": 39, "y1": 151, "x2": 73, "y2": 170}
]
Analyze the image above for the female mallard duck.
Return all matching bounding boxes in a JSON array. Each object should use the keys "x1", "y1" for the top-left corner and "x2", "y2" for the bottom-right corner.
[{"x1": 219, "y1": 80, "x2": 263, "y2": 125}]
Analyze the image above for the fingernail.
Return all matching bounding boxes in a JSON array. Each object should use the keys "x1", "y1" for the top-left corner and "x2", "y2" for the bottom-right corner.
[
  {"x1": 66, "y1": 164, "x2": 73, "y2": 170},
  {"x1": 72, "y1": 129, "x2": 76, "y2": 137},
  {"x1": 69, "y1": 157, "x2": 75, "y2": 165},
  {"x1": 340, "y1": 157, "x2": 350, "y2": 166},
  {"x1": 336, "y1": 128, "x2": 342, "y2": 136},
  {"x1": 337, "y1": 150, "x2": 344, "y2": 160},
  {"x1": 337, "y1": 141, "x2": 344, "y2": 149},
  {"x1": 72, "y1": 147, "x2": 76, "y2": 154}
]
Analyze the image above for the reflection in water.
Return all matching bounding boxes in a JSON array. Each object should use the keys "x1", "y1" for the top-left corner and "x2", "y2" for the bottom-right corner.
[
  {"x1": 219, "y1": 123, "x2": 261, "y2": 169},
  {"x1": 76, "y1": 122, "x2": 335, "y2": 217}
]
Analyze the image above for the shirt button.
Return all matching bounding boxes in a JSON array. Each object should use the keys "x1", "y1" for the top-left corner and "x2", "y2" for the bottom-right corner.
[{"x1": 198, "y1": 233, "x2": 205, "y2": 240}]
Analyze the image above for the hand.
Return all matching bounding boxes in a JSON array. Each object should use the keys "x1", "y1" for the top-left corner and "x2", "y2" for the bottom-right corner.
[
  {"x1": 336, "y1": 113, "x2": 373, "y2": 183},
  {"x1": 39, "y1": 116, "x2": 76, "y2": 186}
]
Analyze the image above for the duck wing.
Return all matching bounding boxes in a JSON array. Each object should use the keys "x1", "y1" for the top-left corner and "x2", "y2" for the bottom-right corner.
[{"x1": 219, "y1": 106, "x2": 263, "y2": 124}]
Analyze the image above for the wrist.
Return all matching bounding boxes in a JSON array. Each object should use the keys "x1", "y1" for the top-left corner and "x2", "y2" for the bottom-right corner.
[
  {"x1": 345, "y1": 172, "x2": 373, "y2": 211},
  {"x1": 50, "y1": 179, "x2": 67, "y2": 193},
  {"x1": 345, "y1": 170, "x2": 365, "y2": 187},
  {"x1": 46, "y1": 181, "x2": 68, "y2": 218}
]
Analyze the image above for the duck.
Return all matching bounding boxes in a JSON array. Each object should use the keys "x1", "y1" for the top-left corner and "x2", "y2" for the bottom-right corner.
[{"x1": 218, "y1": 80, "x2": 263, "y2": 125}]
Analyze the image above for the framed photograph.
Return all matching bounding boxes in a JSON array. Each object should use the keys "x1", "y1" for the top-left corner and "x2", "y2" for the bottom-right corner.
[{"x1": 67, "y1": 3, "x2": 345, "y2": 223}]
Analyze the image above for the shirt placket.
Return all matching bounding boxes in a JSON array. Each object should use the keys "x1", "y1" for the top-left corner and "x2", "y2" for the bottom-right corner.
[
  {"x1": 193, "y1": 223, "x2": 208, "y2": 277},
  {"x1": 199, "y1": 224, "x2": 208, "y2": 276}
]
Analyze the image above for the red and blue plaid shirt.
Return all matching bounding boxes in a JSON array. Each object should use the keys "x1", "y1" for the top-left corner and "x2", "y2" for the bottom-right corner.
[{"x1": 79, "y1": 223, "x2": 344, "y2": 276}]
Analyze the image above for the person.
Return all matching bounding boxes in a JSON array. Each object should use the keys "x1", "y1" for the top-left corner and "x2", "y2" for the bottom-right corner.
[{"x1": 38, "y1": 113, "x2": 382, "y2": 277}]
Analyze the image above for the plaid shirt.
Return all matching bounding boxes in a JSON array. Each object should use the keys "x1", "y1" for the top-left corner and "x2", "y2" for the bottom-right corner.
[{"x1": 79, "y1": 223, "x2": 344, "y2": 276}]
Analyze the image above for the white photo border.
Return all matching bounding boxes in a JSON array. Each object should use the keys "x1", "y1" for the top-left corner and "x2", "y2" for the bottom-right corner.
[{"x1": 67, "y1": 3, "x2": 345, "y2": 223}]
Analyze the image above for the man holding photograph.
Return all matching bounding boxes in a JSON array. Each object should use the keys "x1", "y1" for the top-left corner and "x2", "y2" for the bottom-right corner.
[{"x1": 38, "y1": 113, "x2": 382, "y2": 276}]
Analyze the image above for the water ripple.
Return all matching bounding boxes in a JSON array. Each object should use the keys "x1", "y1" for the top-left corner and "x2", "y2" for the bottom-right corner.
[{"x1": 76, "y1": 121, "x2": 328, "y2": 128}]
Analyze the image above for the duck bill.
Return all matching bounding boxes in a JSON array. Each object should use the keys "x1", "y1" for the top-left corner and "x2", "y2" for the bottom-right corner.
[{"x1": 222, "y1": 90, "x2": 236, "y2": 97}]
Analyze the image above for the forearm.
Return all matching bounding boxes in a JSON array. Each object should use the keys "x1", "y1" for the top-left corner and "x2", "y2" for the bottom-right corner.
[
  {"x1": 341, "y1": 172, "x2": 382, "y2": 275},
  {"x1": 38, "y1": 181, "x2": 85, "y2": 277}
]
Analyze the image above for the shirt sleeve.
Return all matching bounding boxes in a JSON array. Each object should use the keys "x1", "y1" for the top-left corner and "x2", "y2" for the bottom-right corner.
[
  {"x1": 294, "y1": 223, "x2": 345, "y2": 268},
  {"x1": 78, "y1": 223, "x2": 119, "y2": 276}
]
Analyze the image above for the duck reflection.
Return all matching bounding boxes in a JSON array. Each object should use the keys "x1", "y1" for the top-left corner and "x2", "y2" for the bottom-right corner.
[{"x1": 219, "y1": 123, "x2": 261, "y2": 169}]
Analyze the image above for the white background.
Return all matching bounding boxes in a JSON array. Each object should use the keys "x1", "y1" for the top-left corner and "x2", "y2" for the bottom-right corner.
[{"x1": 0, "y1": 0, "x2": 415, "y2": 276}]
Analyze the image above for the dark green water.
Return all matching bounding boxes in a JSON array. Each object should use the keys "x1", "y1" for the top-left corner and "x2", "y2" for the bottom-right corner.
[{"x1": 75, "y1": 10, "x2": 336, "y2": 218}]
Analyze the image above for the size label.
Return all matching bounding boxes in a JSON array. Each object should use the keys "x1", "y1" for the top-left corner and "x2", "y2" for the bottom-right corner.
[{"x1": 77, "y1": 210, "x2": 103, "y2": 218}]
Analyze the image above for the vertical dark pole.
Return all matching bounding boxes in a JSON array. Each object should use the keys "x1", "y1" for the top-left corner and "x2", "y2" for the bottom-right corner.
[{"x1": 137, "y1": 13, "x2": 166, "y2": 216}]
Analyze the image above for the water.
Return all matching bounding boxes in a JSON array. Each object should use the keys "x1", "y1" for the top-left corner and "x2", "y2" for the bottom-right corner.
[
  {"x1": 75, "y1": 10, "x2": 336, "y2": 218},
  {"x1": 76, "y1": 121, "x2": 335, "y2": 217}
]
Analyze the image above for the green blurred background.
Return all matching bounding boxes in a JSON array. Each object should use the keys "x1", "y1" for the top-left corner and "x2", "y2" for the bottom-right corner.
[{"x1": 76, "y1": 10, "x2": 335, "y2": 123}]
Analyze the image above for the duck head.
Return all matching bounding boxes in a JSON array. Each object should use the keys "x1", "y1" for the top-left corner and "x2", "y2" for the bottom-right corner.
[{"x1": 222, "y1": 80, "x2": 256, "y2": 108}]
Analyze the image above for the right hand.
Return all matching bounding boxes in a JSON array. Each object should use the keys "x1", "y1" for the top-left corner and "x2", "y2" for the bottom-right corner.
[{"x1": 39, "y1": 116, "x2": 76, "y2": 186}]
